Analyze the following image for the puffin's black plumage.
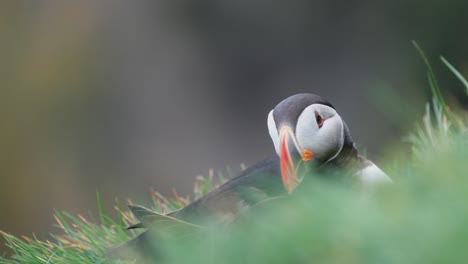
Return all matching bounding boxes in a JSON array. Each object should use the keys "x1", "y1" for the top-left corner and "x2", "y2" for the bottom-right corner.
[
  {"x1": 107, "y1": 157, "x2": 286, "y2": 261},
  {"x1": 169, "y1": 156, "x2": 285, "y2": 225},
  {"x1": 108, "y1": 93, "x2": 390, "y2": 261}
]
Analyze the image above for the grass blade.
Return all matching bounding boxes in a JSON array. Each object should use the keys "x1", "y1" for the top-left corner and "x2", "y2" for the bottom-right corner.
[{"x1": 440, "y1": 56, "x2": 468, "y2": 94}]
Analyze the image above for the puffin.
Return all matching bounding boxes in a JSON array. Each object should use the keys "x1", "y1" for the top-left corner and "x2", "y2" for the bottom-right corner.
[{"x1": 108, "y1": 93, "x2": 391, "y2": 260}]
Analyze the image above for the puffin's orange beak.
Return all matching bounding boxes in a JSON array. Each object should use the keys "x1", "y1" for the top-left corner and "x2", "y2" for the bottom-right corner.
[{"x1": 279, "y1": 126, "x2": 314, "y2": 193}]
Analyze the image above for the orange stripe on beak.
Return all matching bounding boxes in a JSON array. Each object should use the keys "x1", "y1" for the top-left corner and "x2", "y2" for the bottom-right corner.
[{"x1": 280, "y1": 130, "x2": 297, "y2": 194}]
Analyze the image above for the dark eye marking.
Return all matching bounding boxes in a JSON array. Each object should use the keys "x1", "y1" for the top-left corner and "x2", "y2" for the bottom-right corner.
[{"x1": 315, "y1": 111, "x2": 324, "y2": 128}]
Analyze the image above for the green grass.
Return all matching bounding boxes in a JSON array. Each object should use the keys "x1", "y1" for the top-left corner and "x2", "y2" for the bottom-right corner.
[
  {"x1": 1, "y1": 47, "x2": 468, "y2": 263},
  {"x1": 0, "y1": 167, "x2": 231, "y2": 263}
]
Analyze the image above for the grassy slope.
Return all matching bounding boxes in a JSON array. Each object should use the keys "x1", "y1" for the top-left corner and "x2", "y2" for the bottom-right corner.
[{"x1": 1, "y1": 49, "x2": 467, "y2": 263}]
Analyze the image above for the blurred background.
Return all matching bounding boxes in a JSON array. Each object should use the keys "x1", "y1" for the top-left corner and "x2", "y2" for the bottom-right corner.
[{"x1": 1, "y1": 0, "x2": 467, "y2": 253}]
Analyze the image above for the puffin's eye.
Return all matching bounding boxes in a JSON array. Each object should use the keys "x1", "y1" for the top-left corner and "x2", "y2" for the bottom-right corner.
[{"x1": 315, "y1": 112, "x2": 324, "y2": 128}]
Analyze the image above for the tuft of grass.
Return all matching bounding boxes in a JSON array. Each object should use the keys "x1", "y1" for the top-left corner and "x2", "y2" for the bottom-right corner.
[
  {"x1": 0, "y1": 167, "x2": 232, "y2": 264},
  {"x1": 1, "y1": 48, "x2": 468, "y2": 263},
  {"x1": 407, "y1": 42, "x2": 467, "y2": 153}
]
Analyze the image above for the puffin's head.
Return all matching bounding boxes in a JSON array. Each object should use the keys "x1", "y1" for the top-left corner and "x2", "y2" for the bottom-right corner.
[{"x1": 267, "y1": 93, "x2": 346, "y2": 193}]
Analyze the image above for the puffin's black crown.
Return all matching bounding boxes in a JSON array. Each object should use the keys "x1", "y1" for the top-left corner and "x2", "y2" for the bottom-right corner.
[{"x1": 273, "y1": 93, "x2": 334, "y2": 131}]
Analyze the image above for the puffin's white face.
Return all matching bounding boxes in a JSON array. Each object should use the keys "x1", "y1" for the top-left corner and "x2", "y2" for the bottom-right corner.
[
  {"x1": 267, "y1": 103, "x2": 345, "y2": 192},
  {"x1": 268, "y1": 104, "x2": 345, "y2": 162}
]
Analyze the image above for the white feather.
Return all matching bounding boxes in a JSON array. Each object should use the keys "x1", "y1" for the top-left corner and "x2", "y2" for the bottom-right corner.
[
  {"x1": 356, "y1": 162, "x2": 392, "y2": 186},
  {"x1": 267, "y1": 110, "x2": 280, "y2": 155}
]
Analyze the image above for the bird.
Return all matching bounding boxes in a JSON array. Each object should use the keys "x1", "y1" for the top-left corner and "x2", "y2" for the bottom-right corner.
[{"x1": 107, "y1": 93, "x2": 391, "y2": 260}]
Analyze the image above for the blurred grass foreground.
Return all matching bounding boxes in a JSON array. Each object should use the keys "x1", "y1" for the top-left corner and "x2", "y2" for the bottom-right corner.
[{"x1": 1, "y1": 53, "x2": 468, "y2": 263}]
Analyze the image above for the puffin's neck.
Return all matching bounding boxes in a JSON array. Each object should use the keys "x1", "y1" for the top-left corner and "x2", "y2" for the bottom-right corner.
[{"x1": 324, "y1": 121, "x2": 359, "y2": 169}]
